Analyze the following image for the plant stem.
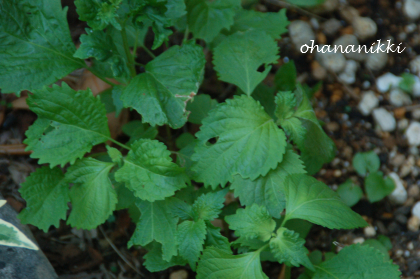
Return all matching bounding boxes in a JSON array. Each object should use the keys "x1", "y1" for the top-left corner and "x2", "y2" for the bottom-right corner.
[
  {"x1": 142, "y1": 46, "x2": 156, "y2": 59},
  {"x1": 256, "y1": 243, "x2": 269, "y2": 254},
  {"x1": 121, "y1": 27, "x2": 137, "y2": 77},
  {"x1": 279, "y1": 215, "x2": 288, "y2": 228},
  {"x1": 183, "y1": 26, "x2": 189, "y2": 44},
  {"x1": 284, "y1": 266, "x2": 292, "y2": 279},
  {"x1": 107, "y1": 137, "x2": 131, "y2": 151}
]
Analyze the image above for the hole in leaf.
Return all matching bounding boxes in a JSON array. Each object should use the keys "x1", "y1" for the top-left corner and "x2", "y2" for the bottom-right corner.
[{"x1": 257, "y1": 64, "x2": 266, "y2": 73}]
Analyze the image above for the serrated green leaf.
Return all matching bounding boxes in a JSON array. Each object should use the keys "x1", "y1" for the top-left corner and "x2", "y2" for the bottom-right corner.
[
  {"x1": 228, "y1": 9, "x2": 289, "y2": 40},
  {"x1": 0, "y1": 0, "x2": 83, "y2": 94},
  {"x1": 284, "y1": 174, "x2": 368, "y2": 229},
  {"x1": 106, "y1": 146, "x2": 123, "y2": 165},
  {"x1": 231, "y1": 147, "x2": 306, "y2": 218},
  {"x1": 74, "y1": 29, "x2": 129, "y2": 78},
  {"x1": 275, "y1": 61, "x2": 297, "y2": 92},
  {"x1": 192, "y1": 95, "x2": 287, "y2": 188},
  {"x1": 121, "y1": 42, "x2": 205, "y2": 128},
  {"x1": 186, "y1": 94, "x2": 218, "y2": 124},
  {"x1": 75, "y1": 0, "x2": 122, "y2": 30},
  {"x1": 365, "y1": 172, "x2": 395, "y2": 203},
  {"x1": 186, "y1": 0, "x2": 241, "y2": 43},
  {"x1": 204, "y1": 223, "x2": 231, "y2": 253},
  {"x1": 115, "y1": 139, "x2": 189, "y2": 201},
  {"x1": 225, "y1": 204, "x2": 276, "y2": 242},
  {"x1": 275, "y1": 91, "x2": 296, "y2": 123},
  {"x1": 168, "y1": 198, "x2": 194, "y2": 220},
  {"x1": 362, "y1": 239, "x2": 390, "y2": 259},
  {"x1": 269, "y1": 228, "x2": 314, "y2": 270},
  {"x1": 278, "y1": 87, "x2": 335, "y2": 174},
  {"x1": 0, "y1": 216, "x2": 38, "y2": 250},
  {"x1": 128, "y1": 199, "x2": 178, "y2": 261},
  {"x1": 352, "y1": 151, "x2": 380, "y2": 176},
  {"x1": 192, "y1": 190, "x2": 227, "y2": 221},
  {"x1": 196, "y1": 247, "x2": 268, "y2": 279},
  {"x1": 213, "y1": 30, "x2": 279, "y2": 95},
  {"x1": 18, "y1": 167, "x2": 69, "y2": 232},
  {"x1": 144, "y1": 242, "x2": 187, "y2": 272},
  {"x1": 122, "y1": 121, "x2": 158, "y2": 146},
  {"x1": 25, "y1": 83, "x2": 110, "y2": 167},
  {"x1": 178, "y1": 219, "x2": 207, "y2": 270},
  {"x1": 336, "y1": 179, "x2": 363, "y2": 207},
  {"x1": 313, "y1": 244, "x2": 401, "y2": 279},
  {"x1": 111, "y1": 172, "x2": 136, "y2": 211},
  {"x1": 66, "y1": 158, "x2": 117, "y2": 229},
  {"x1": 377, "y1": 235, "x2": 393, "y2": 251}
]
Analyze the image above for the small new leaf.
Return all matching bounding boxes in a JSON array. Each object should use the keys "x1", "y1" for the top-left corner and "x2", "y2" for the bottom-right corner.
[
  {"x1": 275, "y1": 91, "x2": 296, "y2": 123},
  {"x1": 192, "y1": 190, "x2": 227, "y2": 221},
  {"x1": 196, "y1": 247, "x2": 268, "y2": 279},
  {"x1": 269, "y1": 228, "x2": 314, "y2": 270},
  {"x1": 336, "y1": 179, "x2": 363, "y2": 207},
  {"x1": 284, "y1": 174, "x2": 368, "y2": 229},
  {"x1": 115, "y1": 139, "x2": 189, "y2": 202},
  {"x1": 225, "y1": 204, "x2": 276, "y2": 242},
  {"x1": 25, "y1": 84, "x2": 110, "y2": 167},
  {"x1": 18, "y1": 167, "x2": 69, "y2": 232},
  {"x1": 75, "y1": 0, "x2": 122, "y2": 30},
  {"x1": 213, "y1": 30, "x2": 279, "y2": 95},
  {"x1": 192, "y1": 95, "x2": 287, "y2": 188},
  {"x1": 66, "y1": 158, "x2": 117, "y2": 229},
  {"x1": 365, "y1": 172, "x2": 395, "y2": 203},
  {"x1": 352, "y1": 151, "x2": 380, "y2": 176}
]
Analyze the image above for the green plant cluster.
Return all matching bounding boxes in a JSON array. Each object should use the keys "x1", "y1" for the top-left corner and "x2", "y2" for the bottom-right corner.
[
  {"x1": 337, "y1": 151, "x2": 395, "y2": 206},
  {"x1": 0, "y1": 0, "x2": 400, "y2": 277}
]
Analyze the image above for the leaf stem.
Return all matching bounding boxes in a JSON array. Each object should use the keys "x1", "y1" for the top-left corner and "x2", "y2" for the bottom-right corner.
[
  {"x1": 107, "y1": 137, "x2": 131, "y2": 151},
  {"x1": 256, "y1": 243, "x2": 269, "y2": 254},
  {"x1": 279, "y1": 215, "x2": 289, "y2": 228},
  {"x1": 121, "y1": 26, "x2": 137, "y2": 77},
  {"x1": 142, "y1": 46, "x2": 156, "y2": 59},
  {"x1": 183, "y1": 26, "x2": 189, "y2": 44}
]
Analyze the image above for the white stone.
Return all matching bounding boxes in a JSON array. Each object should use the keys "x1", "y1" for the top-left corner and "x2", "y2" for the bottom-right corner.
[
  {"x1": 322, "y1": 18, "x2": 342, "y2": 36},
  {"x1": 398, "y1": 119, "x2": 409, "y2": 130},
  {"x1": 403, "y1": 0, "x2": 420, "y2": 21},
  {"x1": 338, "y1": 60, "x2": 358, "y2": 84},
  {"x1": 315, "y1": 47, "x2": 346, "y2": 73},
  {"x1": 289, "y1": 20, "x2": 316, "y2": 52},
  {"x1": 389, "y1": 88, "x2": 412, "y2": 107},
  {"x1": 412, "y1": 201, "x2": 420, "y2": 219},
  {"x1": 409, "y1": 56, "x2": 420, "y2": 74},
  {"x1": 333, "y1": 35, "x2": 366, "y2": 61},
  {"x1": 376, "y1": 73, "x2": 403, "y2": 93},
  {"x1": 353, "y1": 237, "x2": 365, "y2": 244},
  {"x1": 372, "y1": 108, "x2": 396, "y2": 132},
  {"x1": 366, "y1": 51, "x2": 388, "y2": 71},
  {"x1": 352, "y1": 17, "x2": 377, "y2": 41},
  {"x1": 358, "y1": 91, "x2": 379, "y2": 116},
  {"x1": 364, "y1": 226, "x2": 376, "y2": 237},
  {"x1": 388, "y1": 172, "x2": 408, "y2": 204},
  {"x1": 406, "y1": 122, "x2": 420, "y2": 146},
  {"x1": 412, "y1": 109, "x2": 420, "y2": 119}
]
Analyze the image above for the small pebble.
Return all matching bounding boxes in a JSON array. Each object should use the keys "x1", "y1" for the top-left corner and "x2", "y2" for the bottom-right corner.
[
  {"x1": 363, "y1": 226, "x2": 376, "y2": 237},
  {"x1": 413, "y1": 76, "x2": 420, "y2": 97},
  {"x1": 315, "y1": 46, "x2": 346, "y2": 73},
  {"x1": 396, "y1": 214, "x2": 408, "y2": 224},
  {"x1": 389, "y1": 88, "x2": 412, "y2": 107},
  {"x1": 358, "y1": 91, "x2": 379, "y2": 116},
  {"x1": 372, "y1": 108, "x2": 396, "y2": 132},
  {"x1": 400, "y1": 156, "x2": 415, "y2": 177},
  {"x1": 407, "y1": 241, "x2": 414, "y2": 250},
  {"x1": 376, "y1": 73, "x2": 402, "y2": 93},
  {"x1": 395, "y1": 249, "x2": 404, "y2": 257},
  {"x1": 408, "y1": 216, "x2": 420, "y2": 231},
  {"x1": 339, "y1": 6, "x2": 360, "y2": 22},
  {"x1": 403, "y1": 0, "x2": 420, "y2": 21},
  {"x1": 390, "y1": 154, "x2": 406, "y2": 167},
  {"x1": 409, "y1": 56, "x2": 420, "y2": 75},
  {"x1": 366, "y1": 50, "x2": 388, "y2": 71},
  {"x1": 398, "y1": 119, "x2": 409, "y2": 130},
  {"x1": 412, "y1": 109, "x2": 420, "y2": 120},
  {"x1": 289, "y1": 20, "x2": 316, "y2": 52},
  {"x1": 352, "y1": 17, "x2": 377, "y2": 41},
  {"x1": 388, "y1": 172, "x2": 408, "y2": 204},
  {"x1": 405, "y1": 122, "x2": 420, "y2": 146},
  {"x1": 170, "y1": 270, "x2": 188, "y2": 279},
  {"x1": 322, "y1": 18, "x2": 342, "y2": 36},
  {"x1": 412, "y1": 201, "x2": 420, "y2": 219},
  {"x1": 408, "y1": 185, "x2": 420, "y2": 198},
  {"x1": 353, "y1": 237, "x2": 365, "y2": 244},
  {"x1": 338, "y1": 60, "x2": 358, "y2": 84},
  {"x1": 333, "y1": 35, "x2": 365, "y2": 61}
]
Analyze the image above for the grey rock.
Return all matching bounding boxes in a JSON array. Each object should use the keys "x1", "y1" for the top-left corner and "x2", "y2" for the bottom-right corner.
[
  {"x1": 366, "y1": 51, "x2": 388, "y2": 71},
  {"x1": 322, "y1": 18, "x2": 342, "y2": 36},
  {"x1": 333, "y1": 35, "x2": 366, "y2": 61},
  {"x1": 352, "y1": 17, "x2": 377, "y2": 41},
  {"x1": 389, "y1": 172, "x2": 408, "y2": 204},
  {"x1": 339, "y1": 5, "x2": 360, "y2": 22},
  {"x1": 358, "y1": 90, "x2": 379, "y2": 116},
  {"x1": 0, "y1": 195, "x2": 57, "y2": 279},
  {"x1": 289, "y1": 20, "x2": 315, "y2": 52},
  {"x1": 315, "y1": 46, "x2": 346, "y2": 73},
  {"x1": 409, "y1": 56, "x2": 420, "y2": 74},
  {"x1": 405, "y1": 122, "x2": 420, "y2": 146},
  {"x1": 338, "y1": 60, "x2": 358, "y2": 84},
  {"x1": 389, "y1": 88, "x2": 412, "y2": 107},
  {"x1": 376, "y1": 73, "x2": 402, "y2": 93},
  {"x1": 403, "y1": 0, "x2": 420, "y2": 21},
  {"x1": 372, "y1": 108, "x2": 396, "y2": 132}
]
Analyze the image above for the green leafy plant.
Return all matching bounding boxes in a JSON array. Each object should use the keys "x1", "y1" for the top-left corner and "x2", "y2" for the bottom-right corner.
[
  {"x1": 337, "y1": 151, "x2": 395, "y2": 205},
  {"x1": 0, "y1": 0, "x2": 401, "y2": 277}
]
